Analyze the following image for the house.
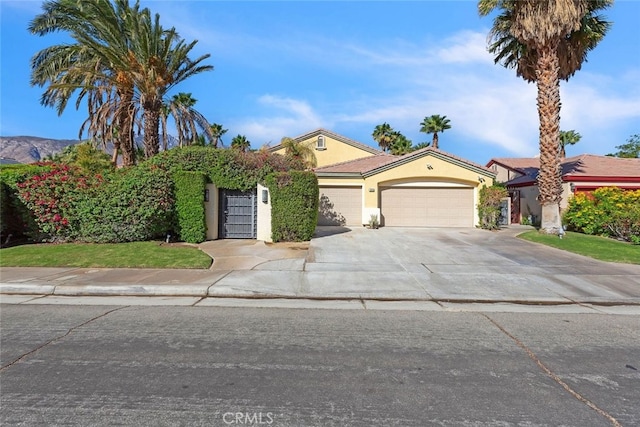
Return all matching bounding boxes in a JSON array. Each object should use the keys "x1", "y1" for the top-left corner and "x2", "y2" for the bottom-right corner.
[
  {"x1": 487, "y1": 154, "x2": 640, "y2": 224},
  {"x1": 299, "y1": 129, "x2": 496, "y2": 227},
  {"x1": 268, "y1": 128, "x2": 381, "y2": 168}
]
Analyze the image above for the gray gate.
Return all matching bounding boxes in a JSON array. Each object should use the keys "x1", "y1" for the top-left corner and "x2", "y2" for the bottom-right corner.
[{"x1": 218, "y1": 189, "x2": 257, "y2": 239}]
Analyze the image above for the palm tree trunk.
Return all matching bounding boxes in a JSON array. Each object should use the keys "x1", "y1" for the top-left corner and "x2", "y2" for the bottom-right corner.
[
  {"x1": 143, "y1": 98, "x2": 162, "y2": 159},
  {"x1": 536, "y1": 44, "x2": 563, "y2": 234},
  {"x1": 433, "y1": 133, "x2": 439, "y2": 149},
  {"x1": 118, "y1": 89, "x2": 136, "y2": 167}
]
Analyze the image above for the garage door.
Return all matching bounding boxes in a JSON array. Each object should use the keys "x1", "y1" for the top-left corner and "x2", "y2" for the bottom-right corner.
[
  {"x1": 318, "y1": 186, "x2": 362, "y2": 226},
  {"x1": 380, "y1": 187, "x2": 473, "y2": 227}
]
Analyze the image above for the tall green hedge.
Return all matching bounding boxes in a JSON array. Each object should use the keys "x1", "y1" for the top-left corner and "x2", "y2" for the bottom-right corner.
[
  {"x1": 173, "y1": 171, "x2": 207, "y2": 243},
  {"x1": 264, "y1": 171, "x2": 318, "y2": 242}
]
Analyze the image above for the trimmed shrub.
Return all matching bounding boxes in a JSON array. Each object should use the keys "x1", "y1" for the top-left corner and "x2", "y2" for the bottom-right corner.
[
  {"x1": 564, "y1": 187, "x2": 640, "y2": 243},
  {"x1": 173, "y1": 171, "x2": 207, "y2": 243},
  {"x1": 477, "y1": 184, "x2": 508, "y2": 230},
  {"x1": 74, "y1": 166, "x2": 174, "y2": 243},
  {"x1": 264, "y1": 171, "x2": 318, "y2": 242}
]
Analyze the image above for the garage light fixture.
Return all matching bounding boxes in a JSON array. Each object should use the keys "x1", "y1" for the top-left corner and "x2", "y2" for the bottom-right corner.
[{"x1": 478, "y1": 176, "x2": 485, "y2": 183}]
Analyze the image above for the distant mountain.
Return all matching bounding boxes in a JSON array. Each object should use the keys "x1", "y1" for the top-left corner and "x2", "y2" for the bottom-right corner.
[
  {"x1": 0, "y1": 136, "x2": 81, "y2": 164},
  {"x1": 0, "y1": 134, "x2": 185, "y2": 165}
]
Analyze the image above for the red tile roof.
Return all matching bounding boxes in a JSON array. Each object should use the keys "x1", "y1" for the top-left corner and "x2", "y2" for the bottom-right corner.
[
  {"x1": 496, "y1": 154, "x2": 640, "y2": 187},
  {"x1": 315, "y1": 147, "x2": 495, "y2": 176}
]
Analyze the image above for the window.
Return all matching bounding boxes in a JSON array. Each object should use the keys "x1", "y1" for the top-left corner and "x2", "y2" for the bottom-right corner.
[{"x1": 316, "y1": 135, "x2": 326, "y2": 150}]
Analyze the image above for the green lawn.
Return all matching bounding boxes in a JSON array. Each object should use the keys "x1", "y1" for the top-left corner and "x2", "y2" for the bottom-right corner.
[
  {"x1": 0, "y1": 241, "x2": 212, "y2": 269},
  {"x1": 518, "y1": 230, "x2": 640, "y2": 264}
]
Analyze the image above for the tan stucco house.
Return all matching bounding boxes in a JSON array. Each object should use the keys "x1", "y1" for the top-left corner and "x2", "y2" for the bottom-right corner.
[
  {"x1": 273, "y1": 129, "x2": 495, "y2": 228},
  {"x1": 487, "y1": 154, "x2": 640, "y2": 224}
]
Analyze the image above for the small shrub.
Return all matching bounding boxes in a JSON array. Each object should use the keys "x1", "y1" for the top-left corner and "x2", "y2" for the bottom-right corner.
[
  {"x1": 478, "y1": 185, "x2": 508, "y2": 230},
  {"x1": 264, "y1": 171, "x2": 318, "y2": 242}
]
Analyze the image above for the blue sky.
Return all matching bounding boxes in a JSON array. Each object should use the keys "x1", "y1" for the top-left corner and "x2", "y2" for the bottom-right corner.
[{"x1": 1, "y1": 1, "x2": 639, "y2": 165}]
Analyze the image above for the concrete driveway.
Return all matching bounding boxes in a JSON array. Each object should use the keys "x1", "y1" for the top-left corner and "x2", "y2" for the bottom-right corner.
[{"x1": 207, "y1": 225, "x2": 640, "y2": 303}]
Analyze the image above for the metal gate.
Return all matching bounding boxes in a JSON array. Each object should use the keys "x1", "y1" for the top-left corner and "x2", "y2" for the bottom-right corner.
[{"x1": 218, "y1": 189, "x2": 257, "y2": 239}]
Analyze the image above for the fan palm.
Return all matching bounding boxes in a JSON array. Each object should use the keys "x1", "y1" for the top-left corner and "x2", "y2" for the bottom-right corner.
[
  {"x1": 231, "y1": 135, "x2": 251, "y2": 152},
  {"x1": 559, "y1": 130, "x2": 581, "y2": 158},
  {"x1": 372, "y1": 123, "x2": 395, "y2": 152},
  {"x1": 161, "y1": 92, "x2": 214, "y2": 149},
  {"x1": 419, "y1": 115, "x2": 451, "y2": 149},
  {"x1": 479, "y1": 0, "x2": 612, "y2": 233},
  {"x1": 210, "y1": 123, "x2": 228, "y2": 148}
]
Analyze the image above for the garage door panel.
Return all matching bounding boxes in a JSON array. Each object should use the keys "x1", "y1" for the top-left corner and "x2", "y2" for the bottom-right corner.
[
  {"x1": 318, "y1": 186, "x2": 362, "y2": 226},
  {"x1": 381, "y1": 187, "x2": 473, "y2": 227}
]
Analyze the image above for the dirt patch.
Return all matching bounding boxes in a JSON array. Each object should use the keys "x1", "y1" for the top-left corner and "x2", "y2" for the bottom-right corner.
[{"x1": 265, "y1": 241, "x2": 310, "y2": 250}]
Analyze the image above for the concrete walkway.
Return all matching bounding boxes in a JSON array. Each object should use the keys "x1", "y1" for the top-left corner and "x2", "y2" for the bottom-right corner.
[{"x1": 1, "y1": 226, "x2": 639, "y2": 310}]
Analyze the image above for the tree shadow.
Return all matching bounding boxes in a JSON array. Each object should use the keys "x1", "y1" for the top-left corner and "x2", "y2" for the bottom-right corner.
[
  {"x1": 313, "y1": 226, "x2": 352, "y2": 238},
  {"x1": 318, "y1": 194, "x2": 346, "y2": 226}
]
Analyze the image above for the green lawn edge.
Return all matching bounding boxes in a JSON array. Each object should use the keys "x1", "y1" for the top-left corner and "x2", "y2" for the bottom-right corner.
[
  {"x1": 0, "y1": 241, "x2": 212, "y2": 269},
  {"x1": 517, "y1": 230, "x2": 640, "y2": 265}
]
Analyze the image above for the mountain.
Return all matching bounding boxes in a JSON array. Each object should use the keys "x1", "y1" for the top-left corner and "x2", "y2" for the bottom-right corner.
[{"x1": 0, "y1": 136, "x2": 81, "y2": 164}]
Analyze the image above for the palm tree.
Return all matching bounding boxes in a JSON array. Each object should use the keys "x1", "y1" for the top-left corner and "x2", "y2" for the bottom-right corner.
[
  {"x1": 372, "y1": 123, "x2": 395, "y2": 152},
  {"x1": 127, "y1": 11, "x2": 213, "y2": 159},
  {"x1": 559, "y1": 130, "x2": 581, "y2": 158},
  {"x1": 419, "y1": 115, "x2": 451, "y2": 149},
  {"x1": 280, "y1": 137, "x2": 317, "y2": 169},
  {"x1": 161, "y1": 92, "x2": 214, "y2": 149},
  {"x1": 29, "y1": 0, "x2": 142, "y2": 166},
  {"x1": 231, "y1": 135, "x2": 251, "y2": 152},
  {"x1": 479, "y1": 0, "x2": 612, "y2": 234},
  {"x1": 210, "y1": 123, "x2": 228, "y2": 148},
  {"x1": 389, "y1": 132, "x2": 413, "y2": 155}
]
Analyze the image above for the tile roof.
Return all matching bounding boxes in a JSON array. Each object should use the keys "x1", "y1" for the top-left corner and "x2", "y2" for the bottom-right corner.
[
  {"x1": 315, "y1": 147, "x2": 495, "y2": 176},
  {"x1": 267, "y1": 128, "x2": 382, "y2": 155},
  {"x1": 500, "y1": 154, "x2": 640, "y2": 186}
]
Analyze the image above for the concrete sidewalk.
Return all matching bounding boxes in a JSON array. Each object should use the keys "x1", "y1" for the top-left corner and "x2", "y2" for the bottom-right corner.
[{"x1": 1, "y1": 227, "x2": 639, "y2": 307}]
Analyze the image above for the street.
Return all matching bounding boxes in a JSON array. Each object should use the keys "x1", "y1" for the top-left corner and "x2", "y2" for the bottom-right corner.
[{"x1": 1, "y1": 304, "x2": 638, "y2": 426}]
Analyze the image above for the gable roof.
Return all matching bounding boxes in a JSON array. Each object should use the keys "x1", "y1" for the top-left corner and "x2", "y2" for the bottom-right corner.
[
  {"x1": 316, "y1": 147, "x2": 496, "y2": 178},
  {"x1": 499, "y1": 154, "x2": 640, "y2": 187},
  {"x1": 487, "y1": 157, "x2": 540, "y2": 173},
  {"x1": 267, "y1": 128, "x2": 382, "y2": 155}
]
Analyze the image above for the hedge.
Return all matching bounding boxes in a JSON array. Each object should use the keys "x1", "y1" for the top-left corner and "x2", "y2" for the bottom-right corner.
[
  {"x1": 173, "y1": 171, "x2": 207, "y2": 243},
  {"x1": 264, "y1": 171, "x2": 318, "y2": 242}
]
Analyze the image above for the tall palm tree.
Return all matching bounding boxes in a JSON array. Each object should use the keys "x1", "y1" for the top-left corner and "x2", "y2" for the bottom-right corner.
[
  {"x1": 559, "y1": 130, "x2": 581, "y2": 158},
  {"x1": 419, "y1": 115, "x2": 451, "y2": 149},
  {"x1": 479, "y1": 0, "x2": 612, "y2": 233},
  {"x1": 280, "y1": 137, "x2": 317, "y2": 169},
  {"x1": 127, "y1": 11, "x2": 214, "y2": 159},
  {"x1": 231, "y1": 135, "x2": 251, "y2": 152},
  {"x1": 372, "y1": 123, "x2": 395, "y2": 152},
  {"x1": 29, "y1": 0, "x2": 142, "y2": 166},
  {"x1": 209, "y1": 123, "x2": 228, "y2": 148},
  {"x1": 161, "y1": 92, "x2": 214, "y2": 149}
]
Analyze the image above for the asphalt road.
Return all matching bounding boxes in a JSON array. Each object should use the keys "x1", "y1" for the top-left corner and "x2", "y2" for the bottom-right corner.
[{"x1": 1, "y1": 304, "x2": 638, "y2": 426}]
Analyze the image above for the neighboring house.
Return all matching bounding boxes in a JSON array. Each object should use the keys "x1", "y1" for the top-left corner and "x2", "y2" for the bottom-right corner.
[
  {"x1": 315, "y1": 143, "x2": 495, "y2": 228},
  {"x1": 487, "y1": 154, "x2": 640, "y2": 224},
  {"x1": 268, "y1": 128, "x2": 381, "y2": 168}
]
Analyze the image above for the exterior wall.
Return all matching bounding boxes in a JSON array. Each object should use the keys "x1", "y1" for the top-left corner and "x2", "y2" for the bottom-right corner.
[
  {"x1": 516, "y1": 185, "x2": 541, "y2": 223},
  {"x1": 318, "y1": 154, "x2": 494, "y2": 226},
  {"x1": 256, "y1": 184, "x2": 272, "y2": 242},
  {"x1": 204, "y1": 183, "x2": 219, "y2": 240},
  {"x1": 490, "y1": 163, "x2": 523, "y2": 183},
  {"x1": 271, "y1": 134, "x2": 376, "y2": 168}
]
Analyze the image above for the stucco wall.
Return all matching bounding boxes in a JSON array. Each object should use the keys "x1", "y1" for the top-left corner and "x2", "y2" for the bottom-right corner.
[
  {"x1": 204, "y1": 183, "x2": 219, "y2": 240},
  {"x1": 271, "y1": 134, "x2": 375, "y2": 168},
  {"x1": 256, "y1": 184, "x2": 272, "y2": 242}
]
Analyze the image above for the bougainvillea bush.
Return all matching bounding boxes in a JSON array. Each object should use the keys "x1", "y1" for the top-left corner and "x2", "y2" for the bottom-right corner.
[
  {"x1": 563, "y1": 187, "x2": 640, "y2": 244},
  {"x1": 15, "y1": 162, "x2": 174, "y2": 243}
]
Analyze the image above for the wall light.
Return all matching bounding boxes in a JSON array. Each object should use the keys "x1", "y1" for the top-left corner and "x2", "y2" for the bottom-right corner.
[
  {"x1": 426, "y1": 164, "x2": 433, "y2": 170},
  {"x1": 478, "y1": 176, "x2": 486, "y2": 183},
  {"x1": 261, "y1": 189, "x2": 269, "y2": 203}
]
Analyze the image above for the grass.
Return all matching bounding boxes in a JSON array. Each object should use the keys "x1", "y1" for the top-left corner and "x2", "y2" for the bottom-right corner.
[
  {"x1": 518, "y1": 230, "x2": 640, "y2": 264},
  {"x1": 0, "y1": 241, "x2": 212, "y2": 269}
]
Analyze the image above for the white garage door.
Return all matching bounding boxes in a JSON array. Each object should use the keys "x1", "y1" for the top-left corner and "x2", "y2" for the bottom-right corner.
[
  {"x1": 318, "y1": 186, "x2": 362, "y2": 226},
  {"x1": 380, "y1": 187, "x2": 474, "y2": 227}
]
